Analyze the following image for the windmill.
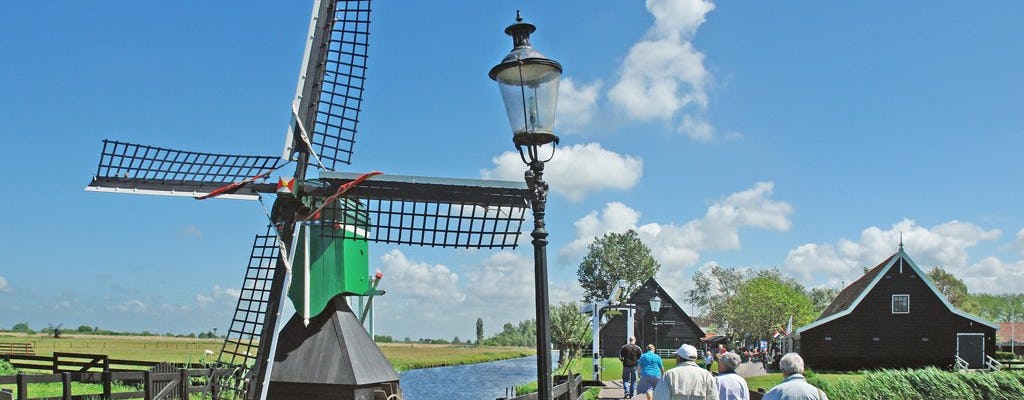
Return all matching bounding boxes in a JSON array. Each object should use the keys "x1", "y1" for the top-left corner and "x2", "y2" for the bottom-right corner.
[{"x1": 85, "y1": 1, "x2": 532, "y2": 399}]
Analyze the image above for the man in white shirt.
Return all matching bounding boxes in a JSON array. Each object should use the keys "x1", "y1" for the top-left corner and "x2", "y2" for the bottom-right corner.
[
  {"x1": 653, "y1": 344, "x2": 718, "y2": 400},
  {"x1": 762, "y1": 353, "x2": 828, "y2": 400}
]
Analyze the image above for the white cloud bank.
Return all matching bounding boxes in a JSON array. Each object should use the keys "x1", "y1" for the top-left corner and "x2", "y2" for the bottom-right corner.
[
  {"x1": 0, "y1": 276, "x2": 9, "y2": 293},
  {"x1": 556, "y1": 78, "x2": 602, "y2": 134},
  {"x1": 779, "y1": 219, "x2": 1024, "y2": 293},
  {"x1": 608, "y1": 0, "x2": 717, "y2": 140},
  {"x1": 481, "y1": 143, "x2": 642, "y2": 202},
  {"x1": 560, "y1": 182, "x2": 793, "y2": 269}
]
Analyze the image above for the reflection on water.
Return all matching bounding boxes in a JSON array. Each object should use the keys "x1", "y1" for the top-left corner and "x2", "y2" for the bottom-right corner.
[{"x1": 399, "y1": 354, "x2": 557, "y2": 400}]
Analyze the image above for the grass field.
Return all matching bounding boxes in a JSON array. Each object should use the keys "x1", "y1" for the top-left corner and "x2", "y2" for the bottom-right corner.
[
  {"x1": 1, "y1": 333, "x2": 535, "y2": 398},
  {"x1": 0, "y1": 333, "x2": 534, "y2": 369}
]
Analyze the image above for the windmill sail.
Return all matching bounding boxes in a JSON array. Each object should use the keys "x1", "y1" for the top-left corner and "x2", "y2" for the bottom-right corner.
[
  {"x1": 86, "y1": 140, "x2": 284, "y2": 200},
  {"x1": 283, "y1": 0, "x2": 371, "y2": 171}
]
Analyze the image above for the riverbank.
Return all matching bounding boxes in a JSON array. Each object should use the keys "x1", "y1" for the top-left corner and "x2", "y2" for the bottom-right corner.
[{"x1": 1, "y1": 333, "x2": 534, "y2": 371}]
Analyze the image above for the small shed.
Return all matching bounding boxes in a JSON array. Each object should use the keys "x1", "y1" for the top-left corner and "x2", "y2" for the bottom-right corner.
[
  {"x1": 797, "y1": 246, "x2": 998, "y2": 370},
  {"x1": 599, "y1": 278, "x2": 705, "y2": 357}
]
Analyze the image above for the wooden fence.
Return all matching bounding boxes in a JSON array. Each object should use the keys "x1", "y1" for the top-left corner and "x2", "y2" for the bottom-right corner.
[
  {"x1": 0, "y1": 368, "x2": 233, "y2": 400},
  {"x1": 0, "y1": 344, "x2": 34, "y2": 356},
  {"x1": 497, "y1": 374, "x2": 586, "y2": 400},
  {"x1": 2, "y1": 353, "x2": 179, "y2": 373}
]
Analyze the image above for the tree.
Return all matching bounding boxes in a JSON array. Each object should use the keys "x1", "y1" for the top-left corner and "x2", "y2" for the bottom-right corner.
[
  {"x1": 808, "y1": 287, "x2": 839, "y2": 314},
  {"x1": 11, "y1": 322, "x2": 32, "y2": 333},
  {"x1": 928, "y1": 267, "x2": 979, "y2": 314},
  {"x1": 476, "y1": 317, "x2": 484, "y2": 345},
  {"x1": 550, "y1": 302, "x2": 590, "y2": 367},
  {"x1": 724, "y1": 275, "x2": 816, "y2": 339},
  {"x1": 577, "y1": 230, "x2": 660, "y2": 302},
  {"x1": 685, "y1": 265, "x2": 747, "y2": 330}
]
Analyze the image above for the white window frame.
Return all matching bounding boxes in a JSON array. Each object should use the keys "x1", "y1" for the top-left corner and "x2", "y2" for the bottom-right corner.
[{"x1": 892, "y1": 294, "x2": 910, "y2": 314}]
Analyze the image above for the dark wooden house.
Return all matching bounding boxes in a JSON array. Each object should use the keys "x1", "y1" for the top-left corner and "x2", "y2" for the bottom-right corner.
[
  {"x1": 600, "y1": 278, "x2": 705, "y2": 357},
  {"x1": 797, "y1": 247, "x2": 998, "y2": 370}
]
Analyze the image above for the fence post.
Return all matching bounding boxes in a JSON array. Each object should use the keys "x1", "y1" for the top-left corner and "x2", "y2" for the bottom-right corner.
[
  {"x1": 179, "y1": 369, "x2": 189, "y2": 400},
  {"x1": 144, "y1": 370, "x2": 153, "y2": 400},
  {"x1": 52, "y1": 353, "x2": 60, "y2": 374},
  {"x1": 210, "y1": 367, "x2": 220, "y2": 400},
  {"x1": 62, "y1": 372, "x2": 72, "y2": 400},
  {"x1": 16, "y1": 372, "x2": 26, "y2": 400},
  {"x1": 102, "y1": 371, "x2": 112, "y2": 399}
]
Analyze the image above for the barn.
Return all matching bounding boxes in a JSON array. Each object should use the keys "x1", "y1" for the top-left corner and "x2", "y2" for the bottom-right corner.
[
  {"x1": 797, "y1": 246, "x2": 998, "y2": 370},
  {"x1": 599, "y1": 278, "x2": 705, "y2": 357}
]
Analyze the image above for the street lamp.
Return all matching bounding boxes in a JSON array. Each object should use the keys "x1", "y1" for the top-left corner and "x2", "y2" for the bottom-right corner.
[
  {"x1": 650, "y1": 296, "x2": 662, "y2": 352},
  {"x1": 490, "y1": 10, "x2": 562, "y2": 400}
]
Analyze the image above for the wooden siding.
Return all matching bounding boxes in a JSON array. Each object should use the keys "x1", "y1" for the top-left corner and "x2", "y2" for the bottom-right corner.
[
  {"x1": 599, "y1": 279, "x2": 704, "y2": 357},
  {"x1": 801, "y1": 260, "x2": 996, "y2": 370}
]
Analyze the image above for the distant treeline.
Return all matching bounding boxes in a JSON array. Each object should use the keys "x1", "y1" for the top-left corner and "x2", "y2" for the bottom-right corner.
[
  {"x1": 2, "y1": 322, "x2": 223, "y2": 339},
  {"x1": 373, "y1": 319, "x2": 537, "y2": 347}
]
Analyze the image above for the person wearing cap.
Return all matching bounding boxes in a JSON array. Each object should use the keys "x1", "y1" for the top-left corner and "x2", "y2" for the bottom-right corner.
[
  {"x1": 637, "y1": 344, "x2": 664, "y2": 400},
  {"x1": 715, "y1": 352, "x2": 749, "y2": 400},
  {"x1": 652, "y1": 344, "x2": 718, "y2": 400},
  {"x1": 762, "y1": 353, "x2": 828, "y2": 400}
]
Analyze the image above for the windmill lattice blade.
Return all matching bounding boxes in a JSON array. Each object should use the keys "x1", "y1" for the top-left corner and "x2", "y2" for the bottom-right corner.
[
  {"x1": 311, "y1": 0, "x2": 371, "y2": 170},
  {"x1": 312, "y1": 172, "x2": 530, "y2": 249},
  {"x1": 87, "y1": 140, "x2": 284, "y2": 199},
  {"x1": 215, "y1": 227, "x2": 281, "y2": 399}
]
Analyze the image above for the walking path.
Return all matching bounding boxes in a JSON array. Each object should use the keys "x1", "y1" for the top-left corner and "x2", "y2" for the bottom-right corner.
[{"x1": 595, "y1": 362, "x2": 769, "y2": 399}]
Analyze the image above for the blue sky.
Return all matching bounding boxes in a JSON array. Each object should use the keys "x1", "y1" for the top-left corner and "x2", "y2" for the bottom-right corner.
[{"x1": 1, "y1": 1, "x2": 1022, "y2": 340}]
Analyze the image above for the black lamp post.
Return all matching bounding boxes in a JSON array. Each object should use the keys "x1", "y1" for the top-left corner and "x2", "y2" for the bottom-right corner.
[
  {"x1": 490, "y1": 11, "x2": 562, "y2": 400},
  {"x1": 650, "y1": 296, "x2": 662, "y2": 352}
]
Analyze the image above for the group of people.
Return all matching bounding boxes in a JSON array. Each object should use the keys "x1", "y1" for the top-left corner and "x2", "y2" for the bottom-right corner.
[{"x1": 619, "y1": 337, "x2": 827, "y2": 400}]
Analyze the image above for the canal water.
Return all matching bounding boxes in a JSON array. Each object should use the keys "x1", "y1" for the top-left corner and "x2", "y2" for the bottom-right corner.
[{"x1": 399, "y1": 354, "x2": 557, "y2": 400}]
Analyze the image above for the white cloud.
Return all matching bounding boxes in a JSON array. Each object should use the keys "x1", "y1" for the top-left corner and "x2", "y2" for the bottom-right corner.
[
  {"x1": 1011, "y1": 228, "x2": 1024, "y2": 257},
  {"x1": 556, "y1": 77, "x2": 602, "y2": 133},
  {"x1": 179, "y1": 225, "x2": 203, "y2": 240},
  {"x1": 559, "y1": 182, "x2": 793, "y2": 270},
  {"x1": 481, "y1": 143, "x2": 642, "y2": 202},
  {"x1": 781, "y1": 219, "x2": 1005, "y2": 291},
  {"x1": 112, "y1": 299, "x2": 147, "y2": 313},
  {"x1": 195, "y1": 285, "x2": 240, "y2": 307},
  {"x1": 379, "y1": 249, "x2": 465, "y2": 307},
  {"x1": 960, "y1": 257, "x2": 1024, "y2": 294},
  {"x1": 0, "y1": 276, "x2": 9, "y2": 293},
  {"x1": 608, "y1": 0, "x2": 717, "y2": 138}
]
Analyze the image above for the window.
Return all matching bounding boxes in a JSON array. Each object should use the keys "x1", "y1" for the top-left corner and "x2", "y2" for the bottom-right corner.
[
  {"x1": 921, "y1": 337, "x2": 929, "y2": 342},
  {"x1": 892, "y1": 294, "x2": 910, "y2": 314},
  {"x1": 825, "y1": 336, "x2": 832, "y2": 341},
  {"x1": 872, "y1": 336, "x2": 880, "y2": 342}
]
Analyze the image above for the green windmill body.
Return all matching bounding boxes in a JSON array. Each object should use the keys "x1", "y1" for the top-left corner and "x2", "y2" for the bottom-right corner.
[{"x1": 286, "y1": 196, "x2": 371, "y2": 318}]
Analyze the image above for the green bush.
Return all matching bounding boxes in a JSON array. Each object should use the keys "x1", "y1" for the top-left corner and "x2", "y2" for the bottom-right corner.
[
  {"x1": 820, "y1": 368, "x2": 1024, "y2": 400},
  {"x1": 0, "y1": 359, "x2": 16, "y2": 375},
  {"x1": 995, "y1": 351, "x2": 1016, "y2": 360}
]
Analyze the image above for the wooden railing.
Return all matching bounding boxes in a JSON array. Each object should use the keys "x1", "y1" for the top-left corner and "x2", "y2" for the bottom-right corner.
[
  {"x1": 0, "y1": 344, "x2": 34, "y2": 356},
  {"x1": 3, "y1": 353, "x2": 181, "y2": 373},
  {"x1": 497, "y1": 374, "x2": 586, "y2": 400},
  {"x1": 0, "y1": 367, "x2": 234, "y2": 400}
]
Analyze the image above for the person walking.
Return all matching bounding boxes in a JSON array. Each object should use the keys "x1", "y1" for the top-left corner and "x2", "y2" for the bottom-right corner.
[
  {"x1": 652, "y1": 344, "x2": 718, "y2": 400},
  {"x1": 637, "y1": 344, "x2": 664, "y2": 400},
  {"x1": 762, "y1": 353, "x2": 828, "y2": 400},
  {"x1": 714, "y1": 352, "x2": 749, "y2": 400},
  {"x1": 620, "y1": 336, "x2": 643, "y2": 398}
]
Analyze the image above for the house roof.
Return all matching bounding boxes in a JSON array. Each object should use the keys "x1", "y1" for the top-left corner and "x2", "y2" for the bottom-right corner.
[
  {"x1": 997, "y1": 322, "x2": 1024, "y2": 343},
  {"x1": 797, "y1": 248, "x2": 998, "y2": 333},
  {"x1": 602, "y1": 277, "x2": 706, "y2": 337}
]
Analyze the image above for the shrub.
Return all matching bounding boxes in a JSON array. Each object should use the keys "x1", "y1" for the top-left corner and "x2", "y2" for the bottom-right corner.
[
  {"x1": 995, "y1": 351, "x2": 1016, "y2": 361},
  {"x1": 818, "y1": 368, "x2": 1024, "y2": 400},
  {"x1": 0, "y1": 359, "x2": 16, "y2": 375}
]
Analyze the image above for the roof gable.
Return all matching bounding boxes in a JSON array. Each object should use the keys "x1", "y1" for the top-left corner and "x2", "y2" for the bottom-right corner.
[
  {"x1": 600, "y1": 277, "x2": 705, "y2": 337},
  {"x1": 798, "y1": 249, "x2": 998, "y2": 333}
]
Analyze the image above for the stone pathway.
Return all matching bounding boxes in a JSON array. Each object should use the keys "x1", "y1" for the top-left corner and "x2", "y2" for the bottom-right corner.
[{"x1": 594, "y1": 362, "x2": 769, "y2": 399}]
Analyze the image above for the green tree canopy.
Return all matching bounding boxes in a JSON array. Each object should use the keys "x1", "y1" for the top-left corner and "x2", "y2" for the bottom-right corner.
[
  {"x1": 725, "y1": 275, "x2": 816, "y2": 339},
  {"x1": 685, "y1": 265, "x2": 747, "y2": 330},
  {"x1": 577, "y1": 230, "x2": 660, "y2": 302},
  {"x1": 928, "y1": 267, "x2": 979, "y2": 314},
  {"x1": 550, "y1": 301, "x2": 591, "y2": 368},
  {"x1": 476, "y1": 317, "x2": 484, "y2": 345},
  {"x1": 809, "y1": 287, "x2": 839, "y2": 314}
]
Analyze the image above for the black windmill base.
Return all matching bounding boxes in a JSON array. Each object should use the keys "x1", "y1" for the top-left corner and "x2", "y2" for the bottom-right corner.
[{"x1": 269, "y1": 295, "x2": 400, "y2": 400}]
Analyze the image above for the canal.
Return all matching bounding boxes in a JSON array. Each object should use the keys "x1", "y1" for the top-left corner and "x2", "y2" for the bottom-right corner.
[{"x1": 399, "y1": 354, "x2": 558, "y2": 400}]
